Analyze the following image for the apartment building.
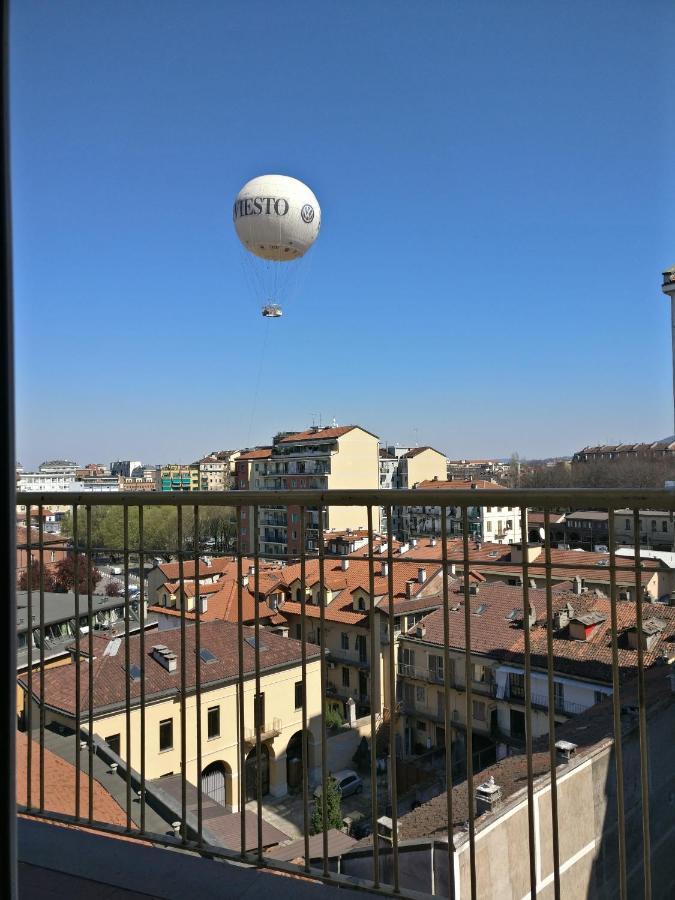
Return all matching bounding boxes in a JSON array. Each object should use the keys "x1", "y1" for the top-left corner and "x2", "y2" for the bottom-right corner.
[
  {"x1": 615, "y1": 508, "x2": 675, "y2": 550},
  {"x1": 400, "y1": 479, "x2": 522, "y2": 544},
  {"x1": 160, "y1": 464, "x2": 199, "y2": 492},
  {"x1": 381, "y1": 446, "x2": 448, "y2": 537},
  {"x1": 395, "y1": 581, "x2": 675, "y2": 767},
  {"x1": 446, "y1": 458, "x2": 510, "y2": 481},
  {"x1": 573, "y1": 441, "x2": 675, "y2": 464},
  {"x1": 235, "y1": 426, "x2": 380, "y2": 557},
  {"x1": 197, "y1": 450, "x2": 239, "y2": 491},
  {"x1": 110, "y1": 460, "x2": 142, "y2": 477},
  {"x1": 20, "y1": 621, "x2": 322, "y2": 809}
]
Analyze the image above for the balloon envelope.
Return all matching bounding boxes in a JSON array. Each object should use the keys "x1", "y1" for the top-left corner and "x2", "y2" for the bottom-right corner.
[{"x1": 233, "y1": 174, "x2": 321, "y2": 261}]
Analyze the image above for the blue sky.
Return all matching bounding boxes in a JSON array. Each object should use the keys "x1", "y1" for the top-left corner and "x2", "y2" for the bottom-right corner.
[{"x1": 10, "y1": 0, "x2": 675, "y2": 469}]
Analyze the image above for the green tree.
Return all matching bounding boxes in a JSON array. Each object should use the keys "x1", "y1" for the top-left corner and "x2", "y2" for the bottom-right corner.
[{"x1": 311, "y1": 776, "x2": 343, "y2": 834}]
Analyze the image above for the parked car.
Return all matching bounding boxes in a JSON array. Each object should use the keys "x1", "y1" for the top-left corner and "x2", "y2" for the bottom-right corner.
[{"x1": 314, "y1": 769, "x2": 363, "y2": 800}]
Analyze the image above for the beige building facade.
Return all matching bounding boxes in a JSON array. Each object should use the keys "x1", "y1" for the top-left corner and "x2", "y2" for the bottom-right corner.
[{"x1": 19, "y1": 622, "x2": 323, "y2": 811}]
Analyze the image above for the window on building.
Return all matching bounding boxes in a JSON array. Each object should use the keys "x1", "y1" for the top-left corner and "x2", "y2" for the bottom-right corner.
[
  {"x1": 341, "y1": 632, "x2": 349, "y2": 650},
  {"x1": 553, "y1": 682, "x2": 564, "y2": 710},
  {"x1": 663, "y1": 520, "x2": 669, "y2": 532},
  {"x1": 429, "y1": 655, "x2": 444, "y2": 682},
  {"x1": 485, "y1": 520, "x2": 492, "y2": 532},
  {"x1": 295, "y1": 681, "x2": 303, "y2": 709},
  {"x1": 594, "y1": 690, "x2": 605, "y2": 706},
  {"x1": 207, "y1": 706, "x2": 220, "y2": 739},
  {"x1": 291, "y1": 530, "x2": 297, "y2": 540},
  {"x1": 105, "y1": 734, "x2": 120, "y2": 756},
  {"x1": 416, "y1": 720, "x2": 427, "y2": 732},
  {"x1": 416, "y1": 685, "x2": 426, "y2": 703},
  {"x1": 342, "y1": 667, "x2": 350, "y2": 688},
  {"x1": 159, "y1": 719, "x2": 173, "y2": 752},
  {"x1": 295, "y1": 623, "x2": 301, "y2": 640},
  {"x1": 472, "y1": 700, "x2": 486, "y2": 721},
  {"x1": 651, "y1": 520, "x2": 657, "y2": 531},
  {"x1": 625, "y1": 519, "x2": 631, "y2": 530}
]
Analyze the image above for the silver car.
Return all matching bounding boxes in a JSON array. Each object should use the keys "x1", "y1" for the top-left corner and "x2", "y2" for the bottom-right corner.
[{"x1": 314, "y1": 769, "x2": 363, "y2": 800}]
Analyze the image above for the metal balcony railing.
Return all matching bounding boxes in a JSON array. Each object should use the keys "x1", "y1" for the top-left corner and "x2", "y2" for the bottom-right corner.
[{"x1": 13, "y1": 487, "x2": 674, "y2": 900}]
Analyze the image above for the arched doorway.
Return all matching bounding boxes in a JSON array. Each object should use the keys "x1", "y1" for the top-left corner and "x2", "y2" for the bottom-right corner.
[
  {"x1": 201, "y1": 761, "x2": 231, "y2": 808},
  {"x1": 286, "y1": 731, "x2": 304, "y2": 791},
  {"x1": 245, "y1": 745, "x2": 270, "y2": 802}
]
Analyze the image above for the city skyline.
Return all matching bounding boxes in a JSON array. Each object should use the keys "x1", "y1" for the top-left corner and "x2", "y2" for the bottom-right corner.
[{"x1": 11, "y1": 0, "x2": 675, "y2": 467}]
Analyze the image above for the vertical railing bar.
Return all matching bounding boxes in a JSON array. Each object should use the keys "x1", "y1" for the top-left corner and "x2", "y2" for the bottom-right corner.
[
  {"x1": 86, "y1": 504, "x2": 94, "y2": 824},
  {"x1": 178, "y1": 506, "x2": 187, "y2": 844},
  {"x1": 38, "y1": 502, "x2": 45, "y2": 813},
  {"x1": 25, "y1": 505, "x2": 33, "y2": 812},
  {"x1": 461, "y1": 507, "x2": 476, "y2": 900},
  {"x1": 366, "y1": 506, "x2": 380, "y2": 889},
  {"x1": 299, "y1": 506, "x2": 310, "y2": 872},
  {"x1": 236, "y1": 507, "x2": 246, "y2": 859},
  {"x1": 73, "y1": 505, "x2": 80, "y2": 820},
  {"x1": 194, "y1": 504, "x2": 203, "y2": 847},
  {"x1": 632, "y1": 509, "x2": 651, "y2": 899},
  {"x1": 608, "y1": 509, "x2": 627, "y2": 899},
  {"x1": 318, "y1": 507, "x2": 329, "y2": 874},
  {"x1": 123, "y1": 504, "x2": 131, "y2": 830},
  {"x1": 440, "y1": 508, "x2": 455, "y2": 900},
  {"x1": 543, "y1": 510, "x2": 560, "y2": 900},
  {"x1": 253, "y1": 505, "x2": 263, "y2": 863},
  {"x1": 386, "y1": 506, "x2": 399, "y2": 892},
  {"x1": 139, "y1": 505, "x2": 146, "y2": 834},
  {"x1": 519, "y1": 506, "x2": 537, "y2": 899}
]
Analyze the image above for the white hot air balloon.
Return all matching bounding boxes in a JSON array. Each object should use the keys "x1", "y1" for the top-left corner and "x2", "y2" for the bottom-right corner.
[{"x1": 233, "y1": 174, "x2": 321, "y2": 317}]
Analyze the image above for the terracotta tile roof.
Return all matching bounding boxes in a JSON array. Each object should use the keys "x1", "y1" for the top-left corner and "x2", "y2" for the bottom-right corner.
[
  {"x1": 16, "y1": 731, "x2": 126, "y2": 826},
  {"x1": 414, "y1": 479, "x2": 505, "y2": 491},
  {"x1": 278, "y1": 425, "x2": 377, "y2": 443},
  {"x1": 237, "y1": 448, "x2": 273, "y2": 460},
  {"x1": 19, "y1": 620, "x2": 320, "y2": 716},
  {"x1": 510, "y1": 595, "x2": 675, "y2": 682},
  {"x1": 401, "y1": 446, "x2": 444, "y2": 459},
  {"x1": 160, "y1": 580, "x2": 224, "y2": 598},
  {"x1": 404, "y1": 582, "x2": 675, "y2": 682},
  {"x1": 16, "y1": 525, "x2": 66, "y2": 546}
]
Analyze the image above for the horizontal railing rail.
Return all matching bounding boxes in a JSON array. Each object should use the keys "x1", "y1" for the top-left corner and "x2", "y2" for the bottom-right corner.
[{"x1": 13, "y1": 487, "x2": 667, "y2": 900}]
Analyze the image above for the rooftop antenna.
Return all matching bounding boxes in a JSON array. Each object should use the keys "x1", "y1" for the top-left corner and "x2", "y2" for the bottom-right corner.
[
  {"x1": 413, "y1": 427, "x2": 419, "y2": 448},
  {"x1": 331, "y1": 417, "x2": 338, "y2": 428}
]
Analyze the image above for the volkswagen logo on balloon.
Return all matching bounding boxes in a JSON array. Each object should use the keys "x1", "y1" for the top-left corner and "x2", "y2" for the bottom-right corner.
[{"x1": 301, "y1": 204, "x2": 315, "y2": 224}]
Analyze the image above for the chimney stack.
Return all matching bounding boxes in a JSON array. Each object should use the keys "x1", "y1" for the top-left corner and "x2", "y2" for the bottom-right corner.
[
  {"x1": 418, "y1": 568, "x2": 427, "y2": 584},
  {"x1": 406, "y1": 579, "x2": 415, "y2": 599},
  {"x1": 381, "y1": 561, "x2": 389, "y2": 577},
  {"x1": 475, "y1": 776, "x2": 502, "y2": 817},
  {"x1": 341, "y1": 558, "x2": 350, "y2": 571},
  {"x1": 555, "y1": 740, "x2": 577, "y2": 764},
  {"x1": 151, "y1": 645, "x2": 177, "y2": 673},
  {"x1": 199, "y1": 595, "x2": 208, "y2": 614},
  {"x1": 249, "y1": 564, "x2": 256, "y2": 576}
]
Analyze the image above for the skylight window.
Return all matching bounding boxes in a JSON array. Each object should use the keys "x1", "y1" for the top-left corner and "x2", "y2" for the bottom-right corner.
[
  {"x1": 245, "y1": 636, "x2": 267, "y2": 651},
  {"x1": 506, "y1": 608, "x2": 522, "y2": 621},
  {"x1": 128, "y1": 664, "x2": 141, "y2": 682},
  {"x1": 199, "y1": 648, "x2": 217, "y2": 664},
  {"x1": 475, "y1": 604, "x2": 488, "y2": 615}
]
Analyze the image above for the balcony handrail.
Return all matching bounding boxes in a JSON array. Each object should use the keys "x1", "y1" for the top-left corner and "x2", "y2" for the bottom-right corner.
[
  {"x1": 13, "y1": 485, "x2": 665, "y2": 899},
  {"x1": 17, "y1": 487, "x2": 675, "y2": 508}
]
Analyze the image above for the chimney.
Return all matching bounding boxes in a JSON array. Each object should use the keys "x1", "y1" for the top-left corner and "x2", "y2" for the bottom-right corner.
[
  {"x1": 399, "y1": 543, "x2": 410, "y2": 555},
  {"x1": 430, "y1": 537, "x2": 437, "y2": 547},
  {"x1": 475, "y1": 776, "x2": 502, "y2": 817},
  {"x1": 249, "y1": 564, "x2": 256, "y2": 576},
  {"x1": 573, "y1": 576, "x2": 583, "y2": 595},
  {"x1": 381, "y1": 561, "x2": 389, "y2": 577},
  {"x1": 241, "y1": 574, "x2": 249, "y2": 588},
  {"x1": 555, "y1": 740, "x2": 577, "y2": 765},
  {"x1": 417, "y1": 568, "x2": 427, "y2": 584},
  {"x1": 151, "y1": 645, "x2": 177, "y2": 673},
  {"x1": 199, "y1": 595, "x2": 208, "y2": 614},
  {"x1": 406, "y1": 579, "x2": 415, "y2": 599},
  {"x1": 201, "y1": 556, "x2": 212, "y2": 567},
  {"x1": 449, "y1": 563, "x2": 456, "y2": 576},
  {"x1": 411, "y1": 538, "x2": 417, "y2": 547},
  {"x1": 341, "y1": 558, "x2": 350, "y2": 571}
]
